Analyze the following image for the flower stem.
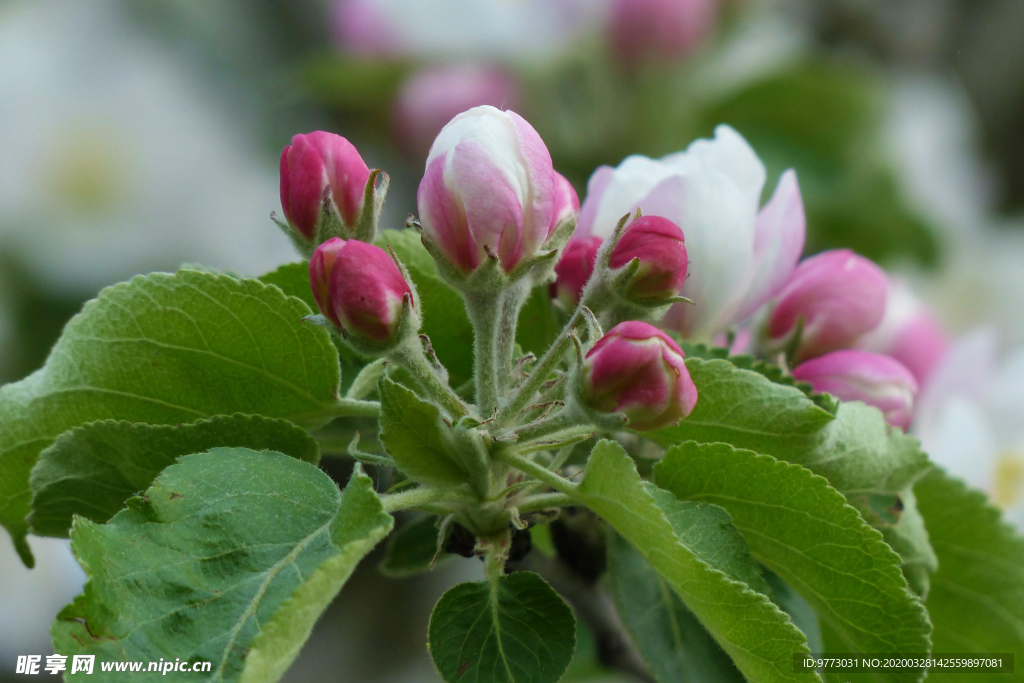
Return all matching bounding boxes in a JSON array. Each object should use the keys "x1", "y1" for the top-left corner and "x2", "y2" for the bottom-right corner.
[
  {"x1": 495, "y1": 307, "x2": 586, "y2": 429},
  {"x1": 514, "y1": 408, "x2": 583, "y2": 444},
  {"x1": 329, "y1": 398, "x2": 381, "y2": 418},
  {"x1": 379, "y1": 485, "x2": 476, "y2": 513},
  {"x1": 495, "y1": 448, "x2": 577, "y2": 496},
  {"x1": 495, "y1": 280, "x2": 531, "y2": 395},
  {"x1": 388, "y1": 338, "x2": 468, "y2": 418},
  {"x1": 516, "y1": 492, "x2": 575, "y2": 513},
  {"x1": 464, "y1": 291, "x2": 503, "y2": 415}
]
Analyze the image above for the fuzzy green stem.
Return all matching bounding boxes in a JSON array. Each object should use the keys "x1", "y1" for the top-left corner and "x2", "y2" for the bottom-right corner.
[
  {"x1": 495, "y1": 449, "x2": 577, "y2": 496},
  {"x1": 495, "y1": 280, "x2": 531, "y2": 396},
  {"x1": 516, "y1": 492, "x2": 575, "y2": 513},
  {"x1": 380, "y1": 485, "x2": 477, "y2": 513},
  {"x1": 388, "y1": 338, "x2": 468, "y2": 418},
  {"x1": 514, "y1": 408, "x2": 584, "y2": 444},
  {"x1": 464, "y1": 291, "x2": 503, "y2": 415},
  {"x1": 327, "y1": 398, "x2": 381, "y2": 418},
  {"x1": 495, "y1": 307, "x2": 586, "y2": 429}
]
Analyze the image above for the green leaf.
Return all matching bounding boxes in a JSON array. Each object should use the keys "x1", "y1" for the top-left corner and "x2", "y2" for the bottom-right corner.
[
  {"x1": 428, "y1": 572, "x2": 576, "y2": 683},
  {"x1": 376, "y1": 229, "x2": 474, "y2": 387},
  {"x1": 572, "y1": 440, "x2": 816, "y2": 683},
  {"x1": 606, "y1": 533, "x2": 744, "y2": 683},
  {"x1": 916, "y1": 467, "x2": 1024, "y2": 678},
  {"x1": 378, "y1": 377, "x2": 469, "y2": 486},
  {"x1": 0, "y1": 270, "x2": 341, "y2": 565},
  {"x1": 29, "y1": 415, "x2": 320, "y2": 538},
  {"x1": 765, "y1": 571, "x2": 823, "y2": 653},
  {"x1": 516, "y1": 286, "x2": 560, "y2": 358},
  {"x1": 379, "y1": 513, "x2": 452, "y2": 577},
  {"x1": 258, "y1": 261, "x2": 366, "y2": 392},
  {"x1": 655, "y1": 442, "x2": 930, "y2": 682},
  {"x1": 678, "y1": 343, "x2": 838, "y2": 414},
  {"x1": 51, "y1": 448, "x2": 393, "y2": 683},
  {"x1": 649, "y1": 359, "x2": 929, "y2": 497}
]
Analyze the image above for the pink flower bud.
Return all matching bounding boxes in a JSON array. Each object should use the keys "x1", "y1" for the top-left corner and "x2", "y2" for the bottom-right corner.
[
  {"x1": 309, "y1": 237, "x2": 413, "y2": 344},
  {"x1": 331, "y1": 0, "x2": 401, "y2": 58},
  {"x1": 859, "y1": 282, "x2": 949, "y2": 388},
  {"x1": 553, "y1": 236, "x2": 602, "y2": 309},
  {"x1": 768, "y1": 249, "x2": 888, "y2": 362},
  {"x1": 280, "y1": 131, "x2": 371, "y2": 240},
  {"x1": 608, "y1": 0, "x2": 717, "y2": 65},
  {"x1": 609, "y1": 215, "x2": 688, "y2": 302},
  {"x1": 548, "y1": 172, "x2": 580, "y2": 239},
  {"x1": 792, "y1": 350, "x2": 918, "y2": 429},
  {"x1": 581, "y1": 321, "x2": 698, "y2": 430},
  {"x1": 393, "y1": 65, "x2": 522, "y2": 158},
  {"x1": 416, "y1": 105, "x2": 555, "y2": 274}
]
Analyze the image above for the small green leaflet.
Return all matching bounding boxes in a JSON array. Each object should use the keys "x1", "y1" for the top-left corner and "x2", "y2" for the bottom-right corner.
[
  {"x1": 571, "y1": 440, "x2": 816, "y2": 683},
  {"x1": 378, "y1": 377, "x2": 470, "y2": 486},
  {"x1": 52, "y1": 448, "x2": 393, "y2": 683},
  {"x1": 655, "y1": 442, "x2": 931, "y2": 683},
  {"x1": 29, "y1": 414, "x2": 320, "y2": 537},
  {"x1": 0, "y1": 270, "x2": 341, "y2": 566},
  {"x1": 428, "y1": 572, "x2": 576, "y2": 683}
]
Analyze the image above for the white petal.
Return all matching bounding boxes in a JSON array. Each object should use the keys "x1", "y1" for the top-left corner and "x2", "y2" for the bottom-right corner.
[
  {"x1": 663, "y1": 171, "x2": 756, "y2": 339},
  {"x1": 665, "y1": 125, "x2": 766, "y2": 215}
]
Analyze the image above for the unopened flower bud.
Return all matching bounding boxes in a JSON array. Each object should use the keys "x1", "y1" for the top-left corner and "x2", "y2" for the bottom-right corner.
[
  {"x1": 608, "y1": 0, "x2": 717, "y2": 65},
  {"x1": 767, "y1": 249, "x2": 887, "y2": 362},
  {"x1": 553, "y1": 236, "x2": 601, "y2": 310},
  {"x1": 792, "y1": 350, "x2": 918, "y2": 429},
  {"x1": 579, "y1": 321, "x2": 698, "y2": 430},
  {"x1": 859, "y1": 282, "x2": 949, "y2": 388},
  {"x1": 548, "y1": 172, "x2": 580, "y2": 239},
  {"x1": 416, "y1": 105, "x2": 555, "y2": 278},
  {"x1": 309, "y1": 237, "x2": 415, "y2": 350},
  {"x1": 608, "y1": 215, "x2": 688, "y2": 302},
  {"x1": 280, "y1": 132, "x2": 381, "y2": 246},
  {"x1": 393, "y1": 65, "x2": 522, "y2": 158}
]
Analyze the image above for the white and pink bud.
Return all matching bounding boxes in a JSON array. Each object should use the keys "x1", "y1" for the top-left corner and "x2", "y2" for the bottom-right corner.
[
  {"x1": 767, "y1": 249, "x2": 888, "y2": 362},
  {"x1": 579, "y1": 321, "x2": 698, "y2": 431},
  {"x1": 416, "y1": 105, "x2": 556, "y2": 279},
  {"x1": 608, "y1": 215, "x2": 688, "y2": 303},
  {"x1": 309, "y1": 237, "x2": 416, "y2": 350},
  {"x1": 608, "y1": 0, "x2": 717, "y2": 65},
  {"x1": 859, "y1": 282, "x2": 949, "y2": 388},
  {"x1": 393, "y1": 65, "x2": 522, "y2": 158},
  {"x1": 792, "y1": 350, "x2": 918, "y2": 429},
  {"x1": 553, "y1": 236, "x2": 602, "y2": 310}
]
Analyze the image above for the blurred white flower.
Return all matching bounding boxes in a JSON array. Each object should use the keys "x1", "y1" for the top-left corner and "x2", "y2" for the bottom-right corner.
[
  {"x1": 914, "y1": 329, "x2": 1024, "y2": 527},
  {"x1": 0, "y1": 537, "x2": 85, "y2": 661},
  {"x1": 0, "y1": 0, "x2": 291, "y2": 296},
  {"x1": 332, "y1": 0, "x2": 607, "y2": 64},
  {"x1": 884, "y1": 73, "x2": 996, "y2": 242}
]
